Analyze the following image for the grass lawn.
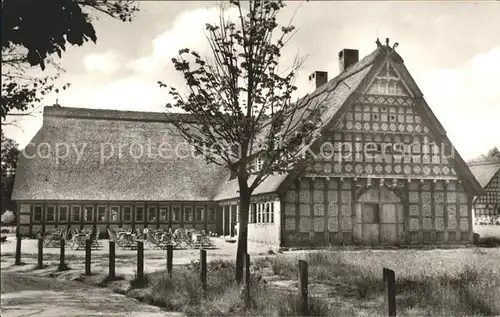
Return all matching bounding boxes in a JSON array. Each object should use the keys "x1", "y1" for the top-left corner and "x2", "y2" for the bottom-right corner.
[
  {"x1": 126, "y1": 260, "x2": 333, "y2": 317},
  {"x1": 254, "y1": 248, "x2": 500, "y2": 316},
  {"x1": 116, "y1": 247, "x2": 500, "y2": 316}
]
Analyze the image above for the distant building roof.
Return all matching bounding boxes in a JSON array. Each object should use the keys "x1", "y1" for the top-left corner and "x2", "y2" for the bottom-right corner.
[{"x1": 468, "y1": 160, "x2": 500, "y2": 188}]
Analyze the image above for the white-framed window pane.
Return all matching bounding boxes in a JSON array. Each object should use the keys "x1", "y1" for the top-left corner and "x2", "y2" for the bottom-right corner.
[
  {"x1": 97, "y1": 206, "x2": 107, "y2": 223},
  {"x1": 184, "y1": 207, "x2": 193, "y2": 222},
  {"x1": 257, "y1": 204, "x2": 261, "y2": 223},
  {"x1": 46, "y1": 206, "x2": 56, "y2": 222},
  {"x1": 110, "y1": 206, "x2": 119, "y2": 223},
  {"x1": 84, "y1": 206, "x2": 94, "y2": 222},
  {"x1": 159, "y1": 207, "x2": 168, "y2": 222},
  {"x1": 148, "y1": 207, "x2": 157, "y2": 222},
  {"x1": 172, "y1": 207, "x2": 181, "y2": 222},
  {"x1": 72, "y1": 206, "x2": 81, "y2": 222},
  {"x1": 33, "y1": 205, "x2": 43, "y2": 223},
  {"x1": 135, "y1": 206, "x2": 144, "y2": 222},
  {"x1": 271, "y1": 203, "x2": 275, "y2": 224},
  {"x1": 195, "y1": 207, "x2": 204, "y2": 222},
  {"x1": 59, "y1": 206, "x2": 68, "y2": 222},
  {"x1": 266, "y1": 203, "x2": 271, "y2": 223},
  {"x1": 123, "y1": 206, "x2": 132, "y2": 222}
]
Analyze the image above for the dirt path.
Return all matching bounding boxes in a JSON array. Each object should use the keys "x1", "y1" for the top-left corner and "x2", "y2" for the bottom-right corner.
[{"x1": 1, "y1": 272, "x2": 183, "y2": 317}]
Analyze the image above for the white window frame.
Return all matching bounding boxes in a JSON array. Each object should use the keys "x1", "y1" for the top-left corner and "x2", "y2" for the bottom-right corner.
[
  {"x1": 109, "y1": 206, "x2": 120, "y2": 223},
  {"x1": 270, "y1": 203, "x2": 275, "y2": 224},
  {"x1": 195, "y1": 207, "x2": 204, "y2": 223},
  {"x1": 58, "y1": 205, "x2": 69, "y2": 223},
  {"x1": 257, "y1": 204, "x2": 261, "y2": 223},
  {"x1": 97, "y1": 205, "x2": 107, "y2": 223},
  {"x1": 266, "y1": 203, "x2": 271, "y2": 223},
  {"x1": 172, "y1": 206, "x2": 181, "y2": 222},
  {"x1": 84, "y1": 205, "x2": 94, "y2": 223},
  {"x1": 122, "y1": 206, "x2": 133, "y2": 223},
  {"x1": 135, "y1": 206, "x2": 145, "y2": 223},
  {"x1": 184, "y1": 206, "x2": 193, "y2": 222},
  {"x1": 71, "y1": 205, "x2": 81, "y2": 223},
  {"x1": 159, "y1": 206, "x2": 169, "y2": 222},
  {"x1": 147, "y1": 206, "x2": 158, "y2": 222},
  {"x1": 33, "y1": 205, "x2": 43, "y2": 223},
  {"x1": 45, "y1": 205, "x2": 56, "y2": 223}
]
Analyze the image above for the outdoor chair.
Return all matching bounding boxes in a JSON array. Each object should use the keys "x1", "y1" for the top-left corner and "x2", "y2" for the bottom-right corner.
[{"x1": 69, "y1": 231, "x2": 89, "y2": 250}]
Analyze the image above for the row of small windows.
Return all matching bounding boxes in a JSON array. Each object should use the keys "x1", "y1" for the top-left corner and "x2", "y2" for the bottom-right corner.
[
  {"x1": 346, "y1": 109, "x2": 419, "y2": 124},
  {"x1": 249, "y1": 202, "x2": 275, "y2": 224},
  {"x1": 32, "y1": 205, "x2": 216, "y2": 224},
  {"x1": 333, "y1": 132, "x2": 435, "y2": 145}
]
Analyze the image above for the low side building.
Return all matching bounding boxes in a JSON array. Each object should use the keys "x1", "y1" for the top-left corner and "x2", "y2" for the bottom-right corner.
[{"x1": 469, "y1": 160, "x2": 500, "y2": 224}]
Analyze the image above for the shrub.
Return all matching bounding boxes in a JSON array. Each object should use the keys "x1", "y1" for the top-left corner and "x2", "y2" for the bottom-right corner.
[
  {"x1": 131, "y1": 270, "x2": 151, "y2": 289},
  {"x1": 1, "y1": 210, "x2": 15, "y2": 224},
  {"x1": 477, "y1": 236, "x2": 500, "y2": 247}
]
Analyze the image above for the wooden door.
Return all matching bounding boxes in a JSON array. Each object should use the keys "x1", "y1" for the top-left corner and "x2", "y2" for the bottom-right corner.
[
  {"x1": 380, "y1": 203, "x2": 398, "y2": 244},
  {"x1": 361, "y1": 203, "x2": 379, "y2": 245}
]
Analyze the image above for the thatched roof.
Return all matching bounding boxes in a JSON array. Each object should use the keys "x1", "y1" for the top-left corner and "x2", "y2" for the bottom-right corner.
[
  {"x1": 12, "y1": 107, "x2": 228, "y2": 201},
  {"x1": 468, "y1": 160, "x2": 500, "y2": 188}
]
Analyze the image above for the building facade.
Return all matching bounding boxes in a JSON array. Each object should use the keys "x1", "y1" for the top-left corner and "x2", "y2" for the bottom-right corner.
[
  {"x1": 13, "y1": 40, "x2": 483, "y2": 247},
  {"x1": 469, "y1": 160, "x2": 500, "y2": 224}
]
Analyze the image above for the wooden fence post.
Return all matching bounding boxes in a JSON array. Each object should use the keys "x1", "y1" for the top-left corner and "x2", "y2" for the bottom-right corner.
[
  {"x1": 15, "y1": 236, "x2": 22, "y2": 265},
  {"x1": 137, "y1": 241, "x2": 144, "y2": 282},
  {"x1": 242, "y1": 253, "x2": 251, "y2": 305},
  {"x1": 37, "y1": 238, "x2": 43, "y2": 269},
  {"x1": 383, "y1": 268, "x2": 396, "y2": 316},
  {"x1": 85, "y1": 239, "x2": 91, "y2": 275},
  {"x1": 109, "y1": 240, "x2": 115, "y2": 280},
  {"x1": 298, "y1": 259, "x2": 309, "y2": 316},
  {"x1": 58, "y1": 239, "x2": 65, "y2": 270},
  {"x1": 166, "y1": 245, "x2": 173, "y2": 277},
  {"x1": 200, "y1": 249, "x2": 207, "y2": 291}
]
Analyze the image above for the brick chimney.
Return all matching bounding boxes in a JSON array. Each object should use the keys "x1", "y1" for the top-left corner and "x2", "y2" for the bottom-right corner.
[
  {"x1": 308, "y1": 71, "x2": 328, "y2": 92},
  {"x1": 338, "y1": 49, "x2": 359, "y2": 73}
]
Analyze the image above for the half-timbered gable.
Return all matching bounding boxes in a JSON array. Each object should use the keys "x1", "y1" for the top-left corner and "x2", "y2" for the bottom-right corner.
[
  {"x1": 469, "y1": 160, "x2": 500, "y2": 224},
  {"x1": 279, "y1": 40, "x2": 482, "y2": 247}
]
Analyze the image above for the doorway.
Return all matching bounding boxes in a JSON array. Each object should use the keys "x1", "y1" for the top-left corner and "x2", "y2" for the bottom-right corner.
[{"x1": 354, "y1": 187, "x2": 404, "y2": 245}]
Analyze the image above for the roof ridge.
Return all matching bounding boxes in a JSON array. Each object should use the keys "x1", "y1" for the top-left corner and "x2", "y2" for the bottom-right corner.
[
  {"x1": 468, "y1": 158, "x2": 500, "y2": 166},
  {"x1": 43, "y1": 106, "x2": 198, "y2": 123}
]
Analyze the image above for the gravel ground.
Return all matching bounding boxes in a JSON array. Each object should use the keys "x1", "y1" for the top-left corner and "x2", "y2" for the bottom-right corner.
[{"x1": 1, "y1": 271, "x2": 183, "y2": 317}]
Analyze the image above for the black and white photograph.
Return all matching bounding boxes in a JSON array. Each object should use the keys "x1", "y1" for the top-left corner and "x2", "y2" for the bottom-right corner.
[{"x1": 1, "y1": 0, "x2": 499, "y2": 316}]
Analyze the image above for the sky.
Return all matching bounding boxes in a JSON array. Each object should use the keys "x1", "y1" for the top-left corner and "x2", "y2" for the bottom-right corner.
[{"x1": 4, "y1": 0, "x2": 500, "y2": 161}]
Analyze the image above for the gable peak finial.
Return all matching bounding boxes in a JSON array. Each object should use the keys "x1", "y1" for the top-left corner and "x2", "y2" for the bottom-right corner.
[
  {"x1": 376, "y1": 37, "x2": 382, "y2": 48},
  {"x1": 385, "y1": 38, "x2": 390, "y2": 47}
]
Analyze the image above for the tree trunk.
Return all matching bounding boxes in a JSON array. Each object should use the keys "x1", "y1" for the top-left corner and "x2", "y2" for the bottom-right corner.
[{"x1": 235, "y1": 189, "x2": 251, "y2": 283}]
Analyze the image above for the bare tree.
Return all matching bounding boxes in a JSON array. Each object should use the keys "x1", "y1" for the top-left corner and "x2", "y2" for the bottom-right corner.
[{"x1": 161, "y1": 0, "x2": 322, "y2": 282}]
